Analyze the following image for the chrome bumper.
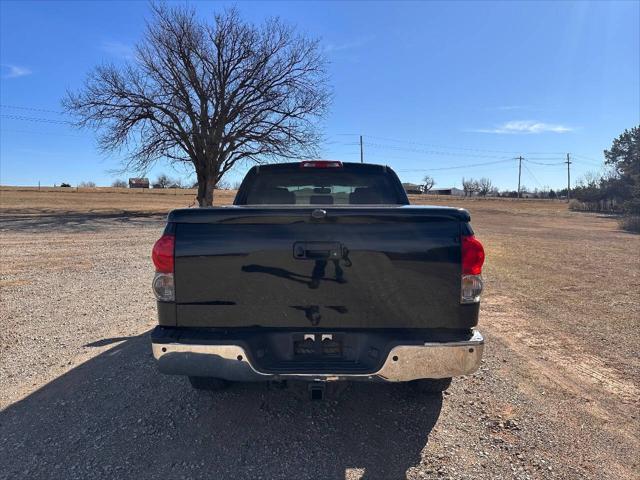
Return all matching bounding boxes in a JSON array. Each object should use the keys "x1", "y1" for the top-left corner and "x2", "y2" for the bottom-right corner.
[{"x1": 152, "y1": 330, "x2": 484, "y2": 382}]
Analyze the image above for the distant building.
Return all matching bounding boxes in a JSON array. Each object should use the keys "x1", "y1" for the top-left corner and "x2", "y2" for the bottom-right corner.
[
  {"x1": 402, "y1": 183, "x2": 425, "y2": 194},
  {"x1": 129, "y1": 178, "x2": 149, "y2": 189},
  {"x1": 427, "y1": 187, "x2": 465, "y2": 196}
]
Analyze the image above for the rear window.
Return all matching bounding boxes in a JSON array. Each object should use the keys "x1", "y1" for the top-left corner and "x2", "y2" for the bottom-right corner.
[{"x1": 237, "y1": 165, "x2": 406, "y2": 205}]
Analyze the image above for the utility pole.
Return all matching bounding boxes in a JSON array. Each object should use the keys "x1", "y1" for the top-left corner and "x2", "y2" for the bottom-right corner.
[
  {"x1": 517, "y1": 156, "x2": 523, "y2": 198},
  {"x1": 360, "y1": 135, "x2": 364, "y2": 163},
  {"x1": 566, "y1": 153, "x2": 571, "y2": 201}
]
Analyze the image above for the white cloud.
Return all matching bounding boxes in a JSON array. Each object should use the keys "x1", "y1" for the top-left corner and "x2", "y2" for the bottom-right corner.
[
  {"x1": 101, "y1": 41, "x2": 135, "y2": 60},
  {"x1": 474, "y1": 120, "x2": 574, "y2": 134},
  {"x1": 2, "y1": 64, "x2": 32, "y2": 79}
]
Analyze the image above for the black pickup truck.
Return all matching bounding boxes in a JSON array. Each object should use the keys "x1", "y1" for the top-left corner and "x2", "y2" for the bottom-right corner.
[{"x1": 150, "y1": 161, "x2": 485, "y2": 395}]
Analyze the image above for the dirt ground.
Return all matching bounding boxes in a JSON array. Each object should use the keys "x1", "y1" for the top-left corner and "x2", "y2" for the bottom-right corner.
[{"x1": 0, "y1": 188, "x2": 638, "y2": 480}]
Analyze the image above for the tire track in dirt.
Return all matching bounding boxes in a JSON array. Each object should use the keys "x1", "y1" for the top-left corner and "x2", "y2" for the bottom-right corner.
[
  {"x1": 481, "y1": 293, "x2": 640, "y2": 475},
  {"x1": 483, "y1": 293, "x2": 639, "y2": 403}
]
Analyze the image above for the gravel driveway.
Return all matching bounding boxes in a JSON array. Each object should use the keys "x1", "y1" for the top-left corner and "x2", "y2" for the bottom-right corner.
[{"x1": 1, "y1": 204, "x2": 637, "y2": 480}]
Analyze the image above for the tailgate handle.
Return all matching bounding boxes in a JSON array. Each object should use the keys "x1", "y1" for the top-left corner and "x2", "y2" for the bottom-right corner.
[{"x1": 293, "y1": 242, "x2": 342, "y2": 260}]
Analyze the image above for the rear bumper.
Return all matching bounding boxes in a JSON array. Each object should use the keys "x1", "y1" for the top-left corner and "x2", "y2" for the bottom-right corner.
[{"x1": 151, "y1": 329, "x2": 484, "y2": 382}]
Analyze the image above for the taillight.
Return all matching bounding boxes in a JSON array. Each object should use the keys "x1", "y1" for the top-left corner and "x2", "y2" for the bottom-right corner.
[
  {"x1": 461, "y1": 235, "x2": 484, "y2": 275},
  {"x1": 152, "y1": 234, "x2": 175, "y2": 302},
  {"x1": 152, "y1": 234, "x2": 175, "y2": 273},
  {"x1": 152, "y1": 272, "x2": 175, "y2": 302},
  {"x1": 300, "y1": 160, "x2": 343, "y2": 168},
  {"x1": 461, "y1": 235, "x2": 485, "y2": 304}
]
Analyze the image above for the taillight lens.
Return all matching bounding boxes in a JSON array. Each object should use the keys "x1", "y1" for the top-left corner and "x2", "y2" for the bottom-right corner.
[
  {"x1": 153, "y1": 272, "x2": 175, "y2": 301},
  {"x1": 152, "y1": 234, "x2": 175, "y2": 273},
  {"x1": 461, "y1": 274, "x2": 483, "y2": 304},
  {"x1": 461, "y1": 235, "x2": 484, "y2": 275},
  {"x1": 461, "y1": 235, "x2": 485, "y2": 304}
]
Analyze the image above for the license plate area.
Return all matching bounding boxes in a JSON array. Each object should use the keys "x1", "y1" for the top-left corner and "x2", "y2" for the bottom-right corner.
[
  {"x1": 294, "y1": 334, "x2": 343, "y2": 358},
  {"x1": 247, "y1": 331, "x2": 388, "y2": 374}
]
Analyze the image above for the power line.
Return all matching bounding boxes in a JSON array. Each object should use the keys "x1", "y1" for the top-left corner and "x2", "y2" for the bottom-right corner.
[
  {"x1": 362, "y1": 150, "x2": 561, "y2": 168},
  {"x1": 571, "y1": 158, "x2": 603, "y2": 168},
  {"x1": 354, "y1": 139, "x2": 573, "y2": 160},
  {"x1": 361, "y1": 134, "x2": 567, "y2": 156},
  {"x1": 525, "y1": 159, "x2": 565, "y2": 166},
  {"x1": 0, "y1": 104, "x2": 66, "y2": 115},
  {"x1": 523, "y1": 158, "x2": 566, "y2": 161},
  {"x1": 366, "y1": 142, "x2": 517, "y2": 159},
  {"x1": 0, "y1": 114, "x2": 72, "y2": 124},
  {"x1": 572, "y1": 153, "x2": 603, "y2": 164},
  {"x1": 0, "y1": 108, "x2": 605, "y2": 192},
  {"x1": 398, "y1": 157, "x2": 516, "y2": 172},
  {"x1": 0, "y1": 128, "x2": 85, "y2": 138},
  {"x1": 522, "y1": 163, "x2": 544, "y2": 189},
  {"x1": 335, "y1": 132, "x2": 569, "y2": 156},
  {"x1": 362, "y1": 134, "x2": 521, "y2": 154}
]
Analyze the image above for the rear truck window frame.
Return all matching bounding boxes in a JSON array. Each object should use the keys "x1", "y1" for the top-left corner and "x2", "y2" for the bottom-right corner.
[{"x1": 233, "y1": 162, "x2": 410, "y2": 206}]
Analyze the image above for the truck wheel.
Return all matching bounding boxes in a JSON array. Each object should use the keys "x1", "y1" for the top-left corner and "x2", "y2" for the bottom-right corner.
[
  {"x1": 410, "y1": 377, "x2": 452, "y2": 393},
  {"x1": 188, "y1": 376, "x2": 229, "y2": 391}
]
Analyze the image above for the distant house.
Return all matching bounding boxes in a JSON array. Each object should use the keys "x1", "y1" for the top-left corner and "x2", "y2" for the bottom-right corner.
[
  {"x1": 402, "y1": 183, "x2": 424, "y2": 194},
  {"x1": 129, "y1": 178, "x2": 149, "y2": 189},
  {"x1": 427, "y1": 187, "x2": 465, "y2": 196}
]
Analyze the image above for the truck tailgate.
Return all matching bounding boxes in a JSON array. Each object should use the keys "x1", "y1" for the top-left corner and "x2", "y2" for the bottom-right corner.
[{"x1": 172, "y1": 207, "x2": 477, "y2": 330}]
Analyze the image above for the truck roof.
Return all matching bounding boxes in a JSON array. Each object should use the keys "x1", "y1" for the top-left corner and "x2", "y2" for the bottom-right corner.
[{"x1": 249, "y1": 161, "x2": 390, "y2": 172}]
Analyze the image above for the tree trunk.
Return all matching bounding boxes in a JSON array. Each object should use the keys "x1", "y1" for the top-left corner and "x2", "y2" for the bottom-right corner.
[
  {"x1": 196, "y1": 171, "x2": 206, "y2": 206},
  {"x1": 204, "y1": 176, "x2": 216, "y2": 206},
  {"x1": 196, "y1": 169, "x2": 217, "y2": 207},
  {"x1": 197, "y1": 176, "x2": 216, "y2": 207}
]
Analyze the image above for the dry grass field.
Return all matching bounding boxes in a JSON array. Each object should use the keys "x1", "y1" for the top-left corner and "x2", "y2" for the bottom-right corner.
[{"x1": 0, "y1": 186, "x2": 638, "y2": 479}]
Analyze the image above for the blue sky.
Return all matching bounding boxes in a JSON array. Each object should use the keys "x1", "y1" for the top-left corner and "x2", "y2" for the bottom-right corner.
[{"x1": 1, "y1": 0, "x2": 638, "y2": 191}]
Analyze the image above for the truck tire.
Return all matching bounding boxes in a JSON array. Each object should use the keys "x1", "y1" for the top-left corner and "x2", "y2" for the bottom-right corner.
[
  {"x1": 410, "y1": 377, "x2": 452, "y2": 393},
  {"x1": 188, "y1": 376, "x2": 230, "y2": 391}
]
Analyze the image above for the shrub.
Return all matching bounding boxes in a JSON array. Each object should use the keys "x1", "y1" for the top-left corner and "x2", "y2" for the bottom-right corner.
[
  {"x1": 619, "y1": 215, "x2": 640, "y2": 233},
  {"x1": 568, "y1": 199, "x2": 583, "y2": 211},
  {"x1": 569, "y1": 198, "x2": 620, "y2": 213},
  {"x1": 60, "y1": 182, "x2": 71, "y2": 188}
]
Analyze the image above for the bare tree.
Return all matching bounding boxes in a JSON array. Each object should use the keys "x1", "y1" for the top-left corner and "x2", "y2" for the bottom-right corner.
[
  {"x1": 477, "y1": 177, "x2": 493, "y2": 197},
  {"x1": 422, "y1": 175, "x2": 435, "y2": 192},
  {"x1": 78, "y1": 181, "x2": 97, "y2": 188},
  {"x1": 153, "y1": 173, "x2": 173, "y2": 189},
  {"x1": 575, "y1": 171, "x2": 601, "y2": 188},
  {"x1": 64, "y1": 5, "x2": 329, "y2": 206},
  {"x1": 111, "y1": 179, "x2": 127, "y2": 188},
  {"x1": 462, "y1": 177, "x2": 480, "y2": 197}
]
